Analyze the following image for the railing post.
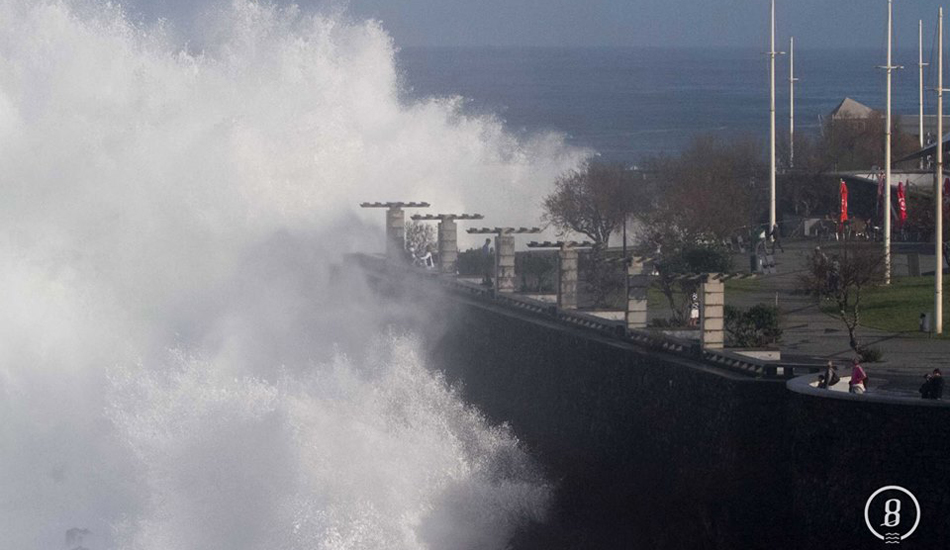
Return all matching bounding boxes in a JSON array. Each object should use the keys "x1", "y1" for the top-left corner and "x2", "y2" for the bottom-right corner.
[
  {"x1": 557, "y1": 245, "x2": 579, "y2": 309},
  {"x1": 701, "y1": 278, "x2": 725, "y2": 350},
  {"x1": 438, "y1": 218, "x2": 458, "y2": 274},
  {"x1": 495, "y1": 234, "x2": 516, "y2": 293},
  {"x1": 626, "y1": 257, "x2": 650, "y2": 330}
]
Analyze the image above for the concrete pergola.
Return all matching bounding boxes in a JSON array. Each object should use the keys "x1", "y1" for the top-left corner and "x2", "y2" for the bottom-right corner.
[
  {"x1": 360, "y1": 202, "x2": 430, "y2": 260},
  {"x1": 622, "y1": 256, "x2": 654, "y2": 331},
  {"x1": 410, "y1": 213, "x2": 485, "y2": 274},
  {"x1": 526, "y1": 241, "x2": 593, "y2": 309},
  {"x1": 467, "y1": 227, "x2": 542, "y2": 293},
  {"x1": 667, "y1": 272, "x2": 756, "y2": 350}
]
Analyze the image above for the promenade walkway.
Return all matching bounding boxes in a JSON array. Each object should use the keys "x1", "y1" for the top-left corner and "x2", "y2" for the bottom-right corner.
[{"x1": 726, "y1": 239, "x2": 949, "y2": 395}]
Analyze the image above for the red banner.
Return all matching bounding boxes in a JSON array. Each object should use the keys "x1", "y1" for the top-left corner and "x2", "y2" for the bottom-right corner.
[
  {"x1": 897, "y1": 181, "x2": 907, "y2": 227},
  {"x1": 840, "y1": 180, "x2": 848, "y2": 223}
]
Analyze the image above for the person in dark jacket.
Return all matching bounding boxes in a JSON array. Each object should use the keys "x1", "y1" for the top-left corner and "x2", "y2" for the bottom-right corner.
[
  {"x1": 920, "y1": 368, "x2": 944, "y2": 399},
  {"x1": 823, "y1": 361, "x2": 840, "y2": 388}
]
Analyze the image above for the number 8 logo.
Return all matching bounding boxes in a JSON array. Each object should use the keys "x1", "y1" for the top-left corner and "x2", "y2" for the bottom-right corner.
[
  {"x1": 865, "y1": 486, "x2": 920, "y2": 541},
  {"x1": 881, "y1": 498, "x2": 900, "y2": 527}
]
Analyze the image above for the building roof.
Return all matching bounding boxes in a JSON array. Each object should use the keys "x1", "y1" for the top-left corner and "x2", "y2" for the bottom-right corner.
[{"x1": 830, "y1": 97, "x2": 877, "y2": 119}]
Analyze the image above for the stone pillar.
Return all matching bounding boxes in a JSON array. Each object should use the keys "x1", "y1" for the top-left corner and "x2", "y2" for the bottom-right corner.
[
  {"x1": 701, "y1": 279, "x2": 725, "y2": 349},
  {"x1": 626, "y1": 257, "x2": 650, "y2": 330},
  {"x1": 385, "y1": 207, "x2": 405, "y2": 260},
  {"x1": 494, "y1": 234, "x2": 516, "y2": 293},
  {"x1": 438, "y1": 218, "x2": 458, "y2": 274},
  {"x1": 557, "y1": 246, "x2": 579, "y2": 309}
]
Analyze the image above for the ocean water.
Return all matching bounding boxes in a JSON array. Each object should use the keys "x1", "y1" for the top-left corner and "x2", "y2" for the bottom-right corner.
[{"x1": 397, "y1": 46, "x2": 937, "y2": 161}]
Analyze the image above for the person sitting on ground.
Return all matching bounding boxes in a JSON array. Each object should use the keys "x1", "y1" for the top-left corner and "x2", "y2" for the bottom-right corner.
[
  {"x1": 920, "y1": 368, "x2": 944, "y2": 399},
  {"x1": 848, "y1": 358, "x2": 867, "y2": 394}
]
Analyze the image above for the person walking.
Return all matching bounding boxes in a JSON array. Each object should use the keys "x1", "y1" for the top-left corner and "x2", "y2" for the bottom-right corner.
[
  {"x1": 481, "y1": 238, "x2": 493, "y2": 287},
  {"x1": 770, "y1": 224, "x2": 784, "y2": 254},
  {"x1": 848, "y1": 358, "x2": 867, "y2": 394}
]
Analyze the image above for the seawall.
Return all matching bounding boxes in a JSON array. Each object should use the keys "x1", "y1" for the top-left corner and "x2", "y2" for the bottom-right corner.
[
  {"x1": 354, "y1": 257, "x2": 950, "y2": 549},
  {"x1": 426, "y1": 291, "x2": 791, "y2": 549},
  {"x1": 786, "y1": 379, "x2": 950, "y2": 549}
]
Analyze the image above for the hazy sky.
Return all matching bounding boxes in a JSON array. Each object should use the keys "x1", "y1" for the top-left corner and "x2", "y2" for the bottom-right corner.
[{"x1": 130, "y1": 0, "x2": 950, "y2": 50}]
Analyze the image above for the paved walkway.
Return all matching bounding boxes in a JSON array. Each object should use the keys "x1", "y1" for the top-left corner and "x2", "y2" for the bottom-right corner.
[{"x1": 726, "y1": 239, "x2": 949, "y2": 394}]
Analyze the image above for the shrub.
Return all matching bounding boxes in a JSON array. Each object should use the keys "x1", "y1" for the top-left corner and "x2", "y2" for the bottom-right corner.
[
  {"x1": 724, "y1": 304, "x2": 782, "y2": 348},
  {"x1": 519, "y1": 252, "x2": 557, "y2": 293},
  {"x1": 857, "y1": 346, "x2": 884, "y2": 363},
  {"x1": 457, "y1": 247, "x2": 493, "y2": 277}
]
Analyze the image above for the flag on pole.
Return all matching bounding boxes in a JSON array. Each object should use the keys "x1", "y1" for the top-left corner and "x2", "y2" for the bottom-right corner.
[
  {"x1": 944, "y1": 177, "x2": 949, "y2": 212},
  {"x1": 897, "y1": 181, "x2": 907, "y2": 227},
  {"x1": 839, "y1": 180, "x2": 848, "y2": 224}
]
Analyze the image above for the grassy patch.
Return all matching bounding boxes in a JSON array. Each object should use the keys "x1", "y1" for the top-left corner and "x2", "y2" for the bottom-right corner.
[
  {"x1": 820, "y1": 276, "x2": 950, "y2": 336},
  {"x1": 647, "y1": 287, "x2": 674, "y2": 311},
  {"x1": 725, "y1": 278, "x2": 766, "y2": 293},
  {"x1": 647, "y1": 278, "x2": 766, "y2": 319}
]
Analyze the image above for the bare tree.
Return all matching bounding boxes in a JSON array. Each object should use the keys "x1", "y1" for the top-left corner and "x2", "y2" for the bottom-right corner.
[
  {"x1": 405, "y1": 220, "x2": 435, "y2": 255},
  {"x1": 799, "y1": 243, "x2": 885, "y2": 353},
  {"x1": 543, "y1": 162, "x2": 652, "y2": 307},
  {"x1": 542, "y1": 161, "x2": 649, "y2": 247},
  {"x1": 650, "y1": 135, "x2": 766, "y2": 240},
  {"x1": 812, "y1": 113, "x2": 918, "y2": 172}
]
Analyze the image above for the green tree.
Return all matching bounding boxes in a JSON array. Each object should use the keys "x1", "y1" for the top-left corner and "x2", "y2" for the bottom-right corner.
[{"x1": 637, "y1": 221, "x2": 733, "y2": 324}]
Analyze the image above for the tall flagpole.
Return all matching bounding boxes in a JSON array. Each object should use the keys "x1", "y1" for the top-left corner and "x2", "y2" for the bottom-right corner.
[
  {"x1": 769, "y1": 0, "x2": 777, "y2": 233},
  {"x1": 921, "y1": 20, "x2": 928, "y2": 170},
  {"x1": 790, "y1": 36, "x2": 797, "y2": 169},
  {"x1": 937, "y1": 8, "x2": 944, "y2": 334},
  {"x1": 884, "y1": 0, "x2": 895, "y2": 285}
]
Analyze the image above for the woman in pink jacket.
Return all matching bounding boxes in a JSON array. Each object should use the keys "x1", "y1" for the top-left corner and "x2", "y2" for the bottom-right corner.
[{"x1": 849, "y1": 358, "x2": 867, "y2": 394}]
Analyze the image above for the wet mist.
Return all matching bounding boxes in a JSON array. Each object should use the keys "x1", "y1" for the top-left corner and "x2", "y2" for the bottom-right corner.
[{"x1": 0, "y1": 1, "x2": 585, "y2": 547}]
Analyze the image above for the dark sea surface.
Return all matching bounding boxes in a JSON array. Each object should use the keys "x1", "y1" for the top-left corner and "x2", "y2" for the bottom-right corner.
[{"x1": 397, "y1": 47, "x2": 937, "y2": 162}]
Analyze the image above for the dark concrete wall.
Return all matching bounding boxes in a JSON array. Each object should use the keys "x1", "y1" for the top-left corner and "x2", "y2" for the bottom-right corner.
[
  {"x1": 362, "y1": 263, "x2": 950, "y2": 549},
  {"x1": 424, "y1": 292, "x2": 792, "y2": 549},
  {"x1": 787, "y1": 387, "x2": 950, "y2": 550}
]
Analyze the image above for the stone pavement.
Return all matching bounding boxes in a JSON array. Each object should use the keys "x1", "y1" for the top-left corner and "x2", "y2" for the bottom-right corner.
[{"x1": 725, "y1": 239, "x2": 950, "y2": 394}]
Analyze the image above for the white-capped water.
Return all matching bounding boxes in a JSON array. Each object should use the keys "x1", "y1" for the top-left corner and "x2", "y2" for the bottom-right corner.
[{"x1": 0, "y1": 1, "x2": 584, "y2": 547}]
